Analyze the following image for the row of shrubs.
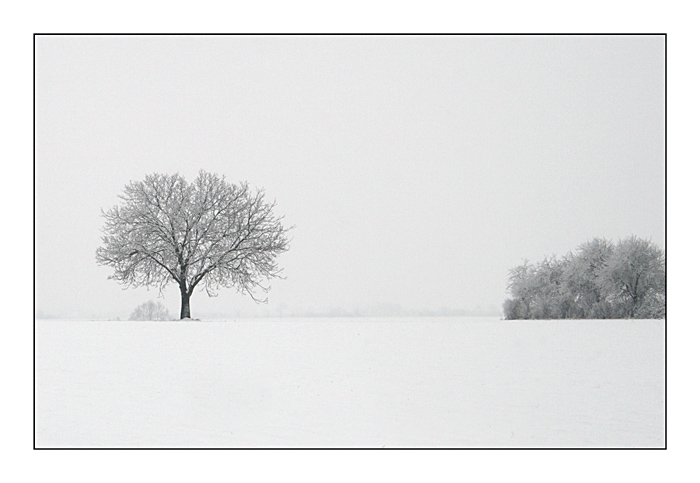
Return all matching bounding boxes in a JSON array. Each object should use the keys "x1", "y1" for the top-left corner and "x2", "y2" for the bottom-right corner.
[{"x1": 503, "y1": 236, "x2": 665, "y2": 319}]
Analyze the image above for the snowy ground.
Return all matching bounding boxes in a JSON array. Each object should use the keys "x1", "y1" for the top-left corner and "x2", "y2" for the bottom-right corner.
[{"x1": 35, "y1": 317, "x2": 665, "y2": 448}]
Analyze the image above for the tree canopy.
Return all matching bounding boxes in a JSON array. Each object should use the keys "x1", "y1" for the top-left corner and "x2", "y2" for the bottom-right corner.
[
  {"x1": 503, "y1": 236, "x2": 665, "y2": 319},
  {"x1": 96, "y1": 171, "x2": 290, "y2": 319}
]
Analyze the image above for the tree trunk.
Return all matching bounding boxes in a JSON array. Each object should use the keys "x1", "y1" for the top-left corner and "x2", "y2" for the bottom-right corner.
[{"x1": 180, "y1": 288, "x2": 191, "y2": 319}]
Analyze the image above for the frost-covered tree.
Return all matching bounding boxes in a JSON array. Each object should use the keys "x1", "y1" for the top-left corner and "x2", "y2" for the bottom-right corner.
[
  {"x1": 129, "y1": 300, "x2": 171, "y2": 321},
  {"x1": 563, "y1": 238, "x2": 614, "y2": 318},
  {"x1": 505, "y1": 260, "x2": 536, "y2": 319},
  {"x1": 96, "y1": 171, "x2": 290, "y2": 319},
  {"x1": 505, "y1": 256, "x2": 570, "y2": 319},
  {"x1": 598, "y1": 236, "x2": 665, "y2": 318},
  {"x1": 530, "y1": 256, "x2": 568, "y2": 319}
]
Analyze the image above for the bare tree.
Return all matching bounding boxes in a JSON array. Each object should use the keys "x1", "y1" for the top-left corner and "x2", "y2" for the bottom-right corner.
[{"x1": 96, "y1": 171, "x2": 291, "y2": 319}]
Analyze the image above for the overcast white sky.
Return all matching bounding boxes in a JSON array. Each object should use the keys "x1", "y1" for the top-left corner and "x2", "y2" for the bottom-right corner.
[{"x1": 34, "y1": 35, "x2": 665, "y2": 319}]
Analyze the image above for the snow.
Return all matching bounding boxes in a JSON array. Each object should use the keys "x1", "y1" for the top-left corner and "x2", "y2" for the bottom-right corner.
[{"x1": 34, "y1": 317, "x2": 665, "y2": 448}]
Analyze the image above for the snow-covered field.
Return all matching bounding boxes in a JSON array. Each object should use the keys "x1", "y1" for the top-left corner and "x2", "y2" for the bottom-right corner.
[{"x1": 35, "y1": 317, "x2": 665, "y2": 448}]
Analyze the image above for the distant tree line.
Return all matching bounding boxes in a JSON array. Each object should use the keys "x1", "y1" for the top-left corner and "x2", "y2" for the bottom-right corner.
[{"x1": 503, "y1": 236, "x2": 665, "y2": 319}]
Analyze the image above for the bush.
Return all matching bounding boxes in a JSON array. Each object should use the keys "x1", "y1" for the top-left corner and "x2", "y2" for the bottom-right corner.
[{"x1": 129, "y1": 300, "x2": 171, "y2": 321}]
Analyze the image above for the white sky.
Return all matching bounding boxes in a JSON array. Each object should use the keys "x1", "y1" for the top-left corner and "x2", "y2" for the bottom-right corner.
[{"x1": 34, "y1": 35, "x2": 665, "y2": 319}]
